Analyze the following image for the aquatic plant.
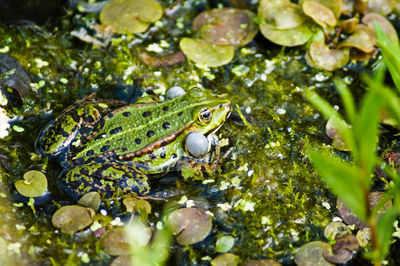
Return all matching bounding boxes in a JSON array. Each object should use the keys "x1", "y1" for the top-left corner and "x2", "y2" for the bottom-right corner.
[{"x1": 307, "y1": 24, "x2": 400, "y2": 265}]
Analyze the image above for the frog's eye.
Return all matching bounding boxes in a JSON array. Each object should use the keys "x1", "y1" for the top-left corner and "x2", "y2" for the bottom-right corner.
[{"x1": 198, "y1": 108, "x2": 212, "y2": 123}]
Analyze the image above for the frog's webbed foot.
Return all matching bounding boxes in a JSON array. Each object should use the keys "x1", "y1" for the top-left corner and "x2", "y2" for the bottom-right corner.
[
  {"x1": 177, "y1": 145, "x2": 233, "y2": 180},
  {"x1": 61, "y1": 162, "x2": 150, "y2": 200}
]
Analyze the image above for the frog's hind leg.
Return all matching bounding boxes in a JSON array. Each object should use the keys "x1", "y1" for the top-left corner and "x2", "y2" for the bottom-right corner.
[
  {"x1": 37, "y1": 102, "x2": 104, "y2": 159},
  {"x1": 60, "y1": 162, "x2": 150, "y2": 200}
]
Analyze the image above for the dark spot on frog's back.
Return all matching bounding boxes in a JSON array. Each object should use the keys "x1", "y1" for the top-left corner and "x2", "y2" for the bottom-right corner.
[
  {"x1": 178, "y1": 112, "x2": 183, "y2": 116},
  {"x1": 110, "y1": 126, "x2": 123, "y2": 135},
  {"x1": 147, "y1": 130, "x2": 154, "y2": 138},
  {"x1": 86, "y1": 150, "x2": 94, "y2": 156},
  {"x1": 122, "y1": 111, "x2": 131, "y2": 117},
  {"x1": 163, "y1": 106, "x2": 169, "y2": 111},
  {"x1": 143, "y1": 111, "x2": 151, "y2": 117},
  {"x1": 100, "y1": 145, "x2": 110, "y2": 152},
  {"x1": 95, "y1": 132, "x2": 106, "y2": 140},
  {"x1": 135, "y1": 138, "x2": 141, "y2": 144},
  {"x1": 163, "y1": 122, "x2": 170, "y2": 129}
]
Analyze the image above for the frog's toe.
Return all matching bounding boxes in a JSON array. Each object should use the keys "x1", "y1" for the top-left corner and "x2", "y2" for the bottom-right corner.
[{"x1": 61, "y1": 162, "x2": 150, "y2": 200}]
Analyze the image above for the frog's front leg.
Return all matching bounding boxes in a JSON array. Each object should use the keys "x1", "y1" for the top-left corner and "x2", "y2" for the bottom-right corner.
[
  {"x1": 37, "y1": 102, "x2": 104, "y2": 158},
  {"x1": 60, "y1": 162, "x2": 150, "y2": 200}
]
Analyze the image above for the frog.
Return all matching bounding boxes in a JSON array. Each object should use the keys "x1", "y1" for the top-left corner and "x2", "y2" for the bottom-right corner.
[{"x1": 37, "y1": 87, "x2": 231, "y2": 200}]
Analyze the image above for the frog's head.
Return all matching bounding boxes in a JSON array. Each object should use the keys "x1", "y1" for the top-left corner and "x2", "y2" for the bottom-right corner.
[{"x1": 186, "y1": 87, "x2": 231, "y2": 136}]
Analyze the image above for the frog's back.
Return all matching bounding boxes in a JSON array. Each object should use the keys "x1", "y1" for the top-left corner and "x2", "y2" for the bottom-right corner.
[{"x1": 71, "y1": 91, "x2": 218, "y2": 164}]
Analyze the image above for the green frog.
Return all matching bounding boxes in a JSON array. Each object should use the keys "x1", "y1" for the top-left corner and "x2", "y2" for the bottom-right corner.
[{"x1": 37, "y1": 87, "x2": 231, "y2": 199}]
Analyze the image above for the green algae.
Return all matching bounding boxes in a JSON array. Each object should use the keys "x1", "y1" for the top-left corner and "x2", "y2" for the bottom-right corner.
[{"x1": 0, "y1": 0, "x2": 395, "y2": 265}]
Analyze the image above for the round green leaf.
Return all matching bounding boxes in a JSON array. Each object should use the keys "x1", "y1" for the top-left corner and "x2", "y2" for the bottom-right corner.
[
  {"x1": 338, "y1": 24, "x2": 376, "y2": 53},
  {"x1": 193, "y1": 8, "x2": 258, "y2": 46},
  {"x1": 52, "y1": 205, "x2": 95, "y2": 234},
  {"x1": 179, "y1": 38, "x2": 234, "y2": 67},
  {"x1": 259, "y1": 22, "x2": 312, "y2": 47},
  {"x1": 78, "y1": 191, "x2": 101, "y2": 211},
  {"x1": 259, "y1": 2, "x2": 306, "y2": 30},
  {"x1": 308, "y1": 42, "x2": 350, "y2": 71},
  {"x1": 302, "y1": 1, "x2": 337, "y2": 28},
  {"x1": 362, "y1": 13, "x2": 399, "y2": 47},
  {"x1": 216, "y1": 235, "x2": 235, "y2": 253},
  {"x1": 15, "y1": 170, "x2": 48, "y2": 198},
  {"x1": 167, "y1": 207, "x2": 212, "y2": 245},
  {"x1": 100, "y1": 0, "x2": 163, "y2": 34}
]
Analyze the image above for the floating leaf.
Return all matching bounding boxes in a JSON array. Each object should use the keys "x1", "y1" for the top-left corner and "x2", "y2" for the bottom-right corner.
[
  {"x1": 78, "y1": 191, "x2": 100, "y2": 211},
  {"x1": 123, "y1": 197, "x2": 151, "y2": 214},
  {"x1": 52, "y1": 205, "x2": 95, "y2": 234},
  {"x1": 302, "y1": 1, "x2": 336, "y2": 28},
  {"x1": 340, "y1": 18, "x2": 358, "y2": 34},
  {"x1": 294, "y1": 241, "x2": 334, "y2": 266},
  {"x1": 110, "y1": 256, "x2": 132, "y2": 266},
  {"x1": 193, "y1": 8, "x2": 258, "y2": 46},
  {"x1": 100, "y1": 0, "x2": 163, "y2": 34},
  {"x1": 15, "y1": 170, "x2": 48, "y2": 198},
  {"x1": 366, "y1": 0, "x2": 394, "y2": 15},
  {"x1": 300, "y1": 0, "x2": 342, "y2": 18},
  {"x1": 259, "y1": 22, "x2": 312, "y2": 47},
  {"x1": 307, "y1": 42, "x2": 349, "y2": 71},
  {"x1": 138, "y1": 51, "x2": 186, "y2": 67},
  {"x1": 338, "y1": 24, "x2": 376, "y2": 53},
  {"x1": 244, "y1": 259, "x2": 282, "y2": 266},
  {"x1": 215, "y1": 235, "x2": 235, "y2": 253},
  {"x1": 167, "y1": 207, "x2": 212, "y2": 245},
  {"x1": 179, "y1": 38, "x2": 234, "y2": 67},
  {"x1": 259, "y1": 2, "x2": 306, "y2": 30},
  {"x1": 362, "y1": 13, "x2": 399, "y2": 47},
  {"x1": 101, "y1": 227, "x2": 131, "y2": 256},
  {"x1": 323, "y1": 222, "x2": 351, "y2": 241},
  {"x1": 211, "y1": 253, "x2": 239, "y2": 266}
]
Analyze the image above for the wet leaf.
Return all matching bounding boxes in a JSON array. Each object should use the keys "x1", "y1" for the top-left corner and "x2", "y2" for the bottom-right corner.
[
  {"x1": 15, "y1": 170, "x2": 48, "y2": 198},
  {"x1": 100, "y1": 0, "x2": 163, "y2": 34},
  {"x1": 100, "y1": 227, "x2": 130, "y2": 256},
  {"x1": 338, "y1": 24, "x2": 376, "y2": 53},
  {"x1": 259, "y1": 2, "x2": 306, "y2": 30},
  {"x1": 78, "y1": 192, "x2": 100, "y2": 211},
  {"x1": 193, "y1": 8, "x2": 258, "y2": 46},
  {"x1": 215, "y1": 235, "x2": 235, "y2": 253},
  {"x1": 211, "y1": 253, "x2": 239, "y2": 266},
  {"x1": 294, "y1": 241, "x2": 334, "y2": 266},
  {"x1": 323, "y1": 222, "x2": 351, "y2": 241},
  {"x1": 244, "y1": 259, "x2": 282, "y2": 266},
  {"x1": 179, "y1": 38, "x2": 234, "y2": 67},
  {"x1": 0, "y1": 53, "x2": 32, "y2": 99},
  {"x1": 110, "y1": 256, "x2": 132, "y2": 266},
  {"x1": 362, "y1": 13, "x2": 398, "y2": 47},
  {"x1": 52, "y1": 205, "x2": 95, "y2": 234},
  {"x1": 167, "y1": 207, "x2": 212, "y2": 245},
  {"x1": 138, "y1": 51, "x2": 185, "y2": 67},
  {"x1": 100, "y1": 226, "x2": 151, "y2": 256},
  {"x1": 340, "y1": 18, "x2": 358, "y2": 34},
  {"x1": 366, "y1": 0, "x2": 395, "y2": 15},
  {"x1": 308, "y1": 42, "x2": 349, "y2": 71},
  {"x1": 303, "y1": 1, "x2": 336, "y2": 28},
  {"x1": 325, "y1": 116, "x2": 351, "y2": 150},
  {"x1": 123, "y1": 197, "x2": 151, "y2": 214},
  {"x1": 259, "y1": 22, "x2": 312, "y2": 47},
  {"x1": 300, "y1": 0, "x2": 342, "y2": 18}
]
